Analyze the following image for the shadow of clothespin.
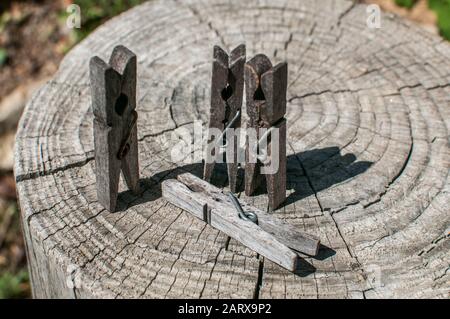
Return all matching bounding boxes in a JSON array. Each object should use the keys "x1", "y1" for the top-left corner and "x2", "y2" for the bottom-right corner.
[
  {"x1": 244, "y1": 54, "x2": 287, "y2": 210},
  {"x1": 204, "y1": 44, "x2": 246, "y2": 193},
  {"x1": 90, "y1": 45, "x2": 140, "y2": 212}
]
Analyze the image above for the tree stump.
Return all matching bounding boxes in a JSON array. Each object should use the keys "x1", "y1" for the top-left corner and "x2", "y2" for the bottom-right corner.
[{"x1": 14, "y1": 0, "x2": 449, "y2": 298}]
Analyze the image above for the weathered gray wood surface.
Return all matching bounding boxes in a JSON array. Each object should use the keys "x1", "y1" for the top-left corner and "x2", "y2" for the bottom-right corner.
[{"x1": 14, "y1": 0, "x2": 450, "y2": 298}]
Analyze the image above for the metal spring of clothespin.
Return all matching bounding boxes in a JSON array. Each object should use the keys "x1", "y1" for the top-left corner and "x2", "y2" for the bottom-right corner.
[
  {"x1": 90, "y1": 45, "x2": 140, "y2": 212},
  {"x1": 244, "y1": 54, "x2": 288, "y2": 211},
  {"x1": 117, "y1": 110, "x2": 138, "y2": 160},
  {"x1": 204, "y1": 44, "x2": 246, "y2": 193},
  {"x1": 216, "y1": 110, "x2": 241, "y2": 153},
  {"x1": 227, "y1": 192, "x2": 258, "y2": 224}
]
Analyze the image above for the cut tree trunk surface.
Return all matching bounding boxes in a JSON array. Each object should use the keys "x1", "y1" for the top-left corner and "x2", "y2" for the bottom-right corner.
[{"x1": 14, "y1": 0, "x2": 449, "y2": 298}]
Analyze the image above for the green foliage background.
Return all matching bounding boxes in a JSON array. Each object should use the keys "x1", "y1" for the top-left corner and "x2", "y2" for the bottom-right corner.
[
  {"x1": 395, "y1": 0, "x2": 418, "y2": 9},
  {"x1": 396, "y1": 0, "x2": 450, "y2": 40},
  {"x1": 428, "y1": 0, "x2": 450, "y2": 40},
  {"x1": 0, "y1": 270, "x2": 29, "y2": 299},
  {"x1": 70, "y1": 0, "x2": 147, "y2": 42}
]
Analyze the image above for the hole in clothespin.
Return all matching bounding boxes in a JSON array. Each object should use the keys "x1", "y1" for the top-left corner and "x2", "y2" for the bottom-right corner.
[
  {"x1": 221, "y1": 84, "x2": 233, "y2": 101},
  {"x1": 221, "y1": 72, "x2": 236, "y2": 102},
  {"x1": 253, "y1": 85, "x2": 265, "y2": 101},
  {"x1": 115, "y1": 93, "x2": 128, "y2": 116}
]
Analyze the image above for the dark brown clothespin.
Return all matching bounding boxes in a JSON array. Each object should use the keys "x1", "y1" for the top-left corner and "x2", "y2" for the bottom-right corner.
[
  {"x1": 244, "y1": 54, "x2": 287, "y2": 210},
  {"x1": 90, "y1": 45, "x2": 140, "y2": 212},
  {"x1": 204, "y1": 44, "x2": 246, "y2": 193}
]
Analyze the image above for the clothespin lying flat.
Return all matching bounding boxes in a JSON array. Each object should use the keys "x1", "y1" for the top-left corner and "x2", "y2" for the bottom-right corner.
[
  {"x1": 90, "y1": 45, "x2": 140, "y2": 212},
  {"x1": 162, "y1": 173, "x2": 320, "y2": 272},
  {"x1": 204, "y1": 44, "x2": 246, "y2": 193},
  {"x1": 244, "y1": 54, "x2": 287, "y2": 211}
]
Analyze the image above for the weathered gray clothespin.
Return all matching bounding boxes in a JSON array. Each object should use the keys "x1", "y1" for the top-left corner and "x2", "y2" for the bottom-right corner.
[
  {"x1": 162, "y1": 173, "x2": 320, "y2": 271},
  {"x1": 204, "y1": 44, "x2": 246, "y2": 193},
  {"x1": 244, "y1": 54, "x2": 287, "y2": 211},
  {"x1": 90, "y1": 45, "x2": 140, "y2": 212}
]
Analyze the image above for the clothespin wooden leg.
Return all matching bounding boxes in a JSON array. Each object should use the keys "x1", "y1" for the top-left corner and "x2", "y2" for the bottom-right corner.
[
  {"x1": 204, "y1": 44, "x2": 245, "y2": 193},
  {"x1": 92, "y1": 118, "x2": 122, "y2": 211},
  {"x1": 204, "y1": 46, "x2": 228, "y2": 183},
  {"x1": 225, "y1": 123, "x2": 239, "y2": 192},
  {"x1": 109, "y1": 46, "x2": 140, "y2": 194},
  {"x1": 265, "y1": 118, "x2": 287, "y2": 210},
  {"x1": 244, "y1": 136, "x2": 263, "y2": 195},
  {"x1": 244, "y1": 54, "x2": 288, "y2": 210},
  {"x1": 90, "y1": 45, "x2": 140, "y2": 212},
  {"x1": 121, "y1": 120, "x2": 140, "y2": 193},
  {"x1": 90, "y1": 58, "x2": 122, "y2": 211},
  {"x1": 261, "y1": 61, "x2": 287, "y2": 210},
  {"x1": 244, "y1": 54, "x2": 272, "y2": 197},
  {"x1": 225, "y1": 44, "x2": 245, "y2": 192}
]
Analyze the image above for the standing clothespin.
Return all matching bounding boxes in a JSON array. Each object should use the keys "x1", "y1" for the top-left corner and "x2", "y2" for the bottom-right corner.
[
  {"x1": 90, "y1": 45, "x2": 140, "y2": 212},
  {"x1": 244, "y1": 54, "x2": 287, "y2": 210},
  {"x1": 204, "y1": 44, "x2": 246, "y2": 193}
]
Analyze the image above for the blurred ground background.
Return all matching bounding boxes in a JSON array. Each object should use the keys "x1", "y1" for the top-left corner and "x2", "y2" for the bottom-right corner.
[{"x1": 0, "y1": 0, "x2": 448, "y2": 299}]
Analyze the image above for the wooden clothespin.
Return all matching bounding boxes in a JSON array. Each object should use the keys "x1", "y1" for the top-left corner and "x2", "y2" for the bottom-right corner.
[
  {"x1": 244, "y1": 54, "x2": 287, "y2": 210},
  {"x1": 90, "y1": 45, "x2": 140, "y2": 212},
  {"x1": 162, "y1": 173, "x2": 320, "y2": 271},
  {"x1": 204, "y1": 44, "x2": 246, "y2": 193}
]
